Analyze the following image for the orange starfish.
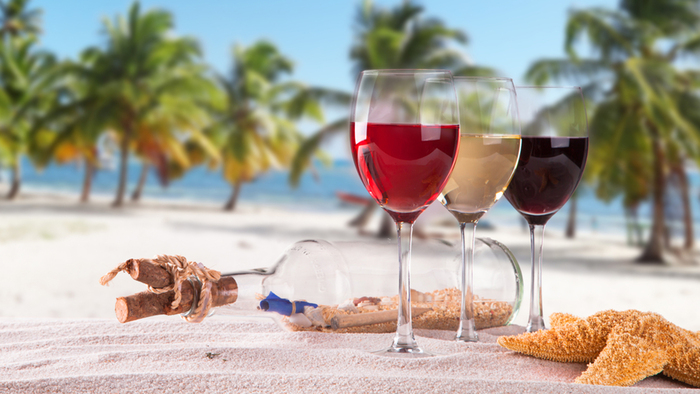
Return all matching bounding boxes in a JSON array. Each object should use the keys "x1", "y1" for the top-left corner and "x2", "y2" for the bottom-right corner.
[{"x1": 497, "y1": 310, "x2": 700, "y2": 387}]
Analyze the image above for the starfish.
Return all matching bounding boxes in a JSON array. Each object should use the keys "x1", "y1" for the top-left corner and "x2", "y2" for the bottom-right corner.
[{"x1": 497, "y1": 310, "x2": 700, "y2": 387}]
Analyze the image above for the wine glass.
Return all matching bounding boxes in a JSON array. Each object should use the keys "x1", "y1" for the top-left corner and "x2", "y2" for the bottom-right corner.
[
  {"x1": 350, "y1": 69, "x2": 459, "y2": 356},
  {"x1": 438, "y1": 77, "x2": 521, "y2": 342},
  {"x1": 504, "y1": 86, "x2": 589, "y2": 332}
]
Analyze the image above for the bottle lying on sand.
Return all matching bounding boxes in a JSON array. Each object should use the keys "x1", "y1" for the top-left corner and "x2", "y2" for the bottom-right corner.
[{"x1": 212, "y1": 238, "x2": 524, "y2": 333}]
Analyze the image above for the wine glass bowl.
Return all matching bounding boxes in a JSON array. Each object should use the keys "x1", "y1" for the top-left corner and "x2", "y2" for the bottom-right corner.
[
  {"x1": 438, "y1": 77, "x2": 521, "y2": 341},
  {"x1": 351, "y1": 122, "x2": 459, "y2": 223},
  {"x1": 504, "y1": 86, "x2": 589, "y2": 332},
  {"x1": 350, "y1": 69, "x2": 459, "y2": 356},
  {"x1": 440, "y1": 78, "x2": 521, "y2": 220}
]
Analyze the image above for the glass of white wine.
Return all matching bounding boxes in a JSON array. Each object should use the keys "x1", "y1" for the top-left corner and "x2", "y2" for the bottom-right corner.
[{"x1": 439, "y1": 77, "x2": 521, "y2": 341}]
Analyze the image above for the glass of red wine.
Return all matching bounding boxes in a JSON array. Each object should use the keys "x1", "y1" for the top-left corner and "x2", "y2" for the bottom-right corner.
[
  {"x1": 350, "y1": 70, "x2": 459, "y2": 356},
  {"x1": 504, "y1": 86, "x2": 589, "y2": 332}
]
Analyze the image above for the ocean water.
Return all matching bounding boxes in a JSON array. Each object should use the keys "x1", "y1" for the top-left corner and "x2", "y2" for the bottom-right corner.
[
  {"x1": 17, "y1": 157, "x2": 368, "y2": 211},
  {"x1": 13, "y1": 157, "x2": 700, "y2": 239}
]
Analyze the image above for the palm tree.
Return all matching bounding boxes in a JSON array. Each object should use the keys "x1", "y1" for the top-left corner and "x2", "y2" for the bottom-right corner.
[
  {"x1": 128, "y1": 92, "x2": 220, "y2": 202},
  {"x1": 585, "y1": 98, "x2": 653, "y2": 245},
  {"x1": 524, "y1": 0, "x2": 700, "y2": 263},
  {"x1": 0, "y1": 35, "x2": 57, "y2": 199},
  {"x1": 207, "y1": 40, "x2": 324, "y2": 211},
  {"x1": 349, "y1": 0, "x2": 490, "y2": 76},
  {"x1": 27, "y1": 61, "x2": 107, "y2": 203},
  {"x1": 0, "y1": 0, "x2": 55, "y2": 199},
  {"x1": 0, "y1": 0, "x2": 41, "y2": 38},
  {"x1": 80, "y1": 2, "x2": 217, "y2": 207},
  {"x1": 292, "y1": 0, "x2": 493, "y2": 179}
]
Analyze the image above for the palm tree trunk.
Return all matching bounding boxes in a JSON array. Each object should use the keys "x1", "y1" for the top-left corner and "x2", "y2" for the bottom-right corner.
[
  {"x1": 131, "y1": 163, "x2": 149, "y2": 202},
  {"x1": 674, "y1": 165, "x2": 693, "y2": 250},
  {"x1": 112, "y1": 119, "x2": 134, "y2": 208},
  {"x1": 224, "y1": 180, "x2": 242, "y2": 211},
  {"x1": 6, "y1": 158, "x2": 20, "y2": 200},
  {"x1": 565, "y1": 195, "x2": 577, "y2": 238},
  {"x1": 349, "y1": 201, "x2": 377, "y2": 228},
  {"x1": 631, "y1": 205, "x2": 643, "y2": 247},
  {"x1": 638, "y1": 126, "x2": 666, "y2": 264},
  {"x1": 377, "y1": 212, "x2": 393, "y2": 238},
  {"x1": 80, "y1": 158, "x2": 95, "y2": 203},
  {"x1": 624, "y1": 207, "x2": 633, "y2": 246}
]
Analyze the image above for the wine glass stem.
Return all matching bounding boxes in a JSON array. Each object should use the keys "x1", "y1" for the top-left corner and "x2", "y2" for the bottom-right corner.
[
  {"x1": 392, "y1": 221, "x2": 419, "y2": 350},
  {"x1": 527, "y1": 223, "x2": 547, "y2": 332},
  {"x1": 456, "y1": 222, "x2": 478, "y2": 342}
]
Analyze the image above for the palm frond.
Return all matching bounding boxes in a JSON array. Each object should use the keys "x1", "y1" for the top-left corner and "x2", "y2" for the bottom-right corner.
[
  {"x1": 289, "y1": 117, "x2": 347, "y2": 187},
  {"x1": 524, "y1": 58, "x2": 609, "y2": 85},
  {"x1": 565, "y1": 8, "x2": 634, "y2": 61}
]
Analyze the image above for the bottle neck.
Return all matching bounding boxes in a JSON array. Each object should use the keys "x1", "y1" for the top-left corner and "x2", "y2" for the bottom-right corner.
[{"x1": 213, "y1": 272, "x2": 265, "y2": 316}]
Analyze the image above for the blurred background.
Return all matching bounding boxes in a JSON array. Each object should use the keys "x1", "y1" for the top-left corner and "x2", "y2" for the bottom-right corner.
[{"x1": 2, "y1": 0, "x2": 700, "y2": 323}]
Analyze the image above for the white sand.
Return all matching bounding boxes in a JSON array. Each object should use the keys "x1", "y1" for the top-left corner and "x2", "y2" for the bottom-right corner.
[
  {"x1": 0, "y1": 195, "x2": 360, "y2": 320},
  {"x1": 0, "y1": 319, "x2": 692, "y2": 393},
  {"x1": 2, "y1": 193, "x2": 699, "y2": 330},
  {"x1": 1, "y1": 193, "x2": 699, "y2": 391}
]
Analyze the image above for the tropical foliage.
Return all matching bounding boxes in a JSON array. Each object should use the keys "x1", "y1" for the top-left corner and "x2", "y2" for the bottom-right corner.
[
  {"x1": 2, "y1": 1, "x2": 331, "y2": 209},
  {"x1": 28, "y1": 61, "x2": 106, "y2": 202},
  {"x1": 290, "y1": 0, "x2": 490, "y2": 188},
  {"x1": 287, "y1": 0, "x2": 499, "y2": 236},
  {"x1": 0, "y1": 0, "x2": 57, "y2": 199},
  {"x1": 5, "y1": 0, "x2": 700, "y2": 262},
  {"x1": 0, "y1": 0, "x2": 40, "y2": 38},
  {"x1": 74, "y1": 2, "x2": 218, "y2": 207},
  {"x1": 525, "y1": 0, "x2": 700, "y2": 262}
]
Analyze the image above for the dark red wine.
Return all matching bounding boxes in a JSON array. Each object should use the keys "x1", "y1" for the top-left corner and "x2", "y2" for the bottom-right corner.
[
  {"x1": 351, "y1": 122, "x2": 459, "y2": 223},
  {"x1": 504, "y1": 136, "x2": 588, "y2": 225}
]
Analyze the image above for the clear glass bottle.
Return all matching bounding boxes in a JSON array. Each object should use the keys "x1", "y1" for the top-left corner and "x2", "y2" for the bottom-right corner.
[{"x1": 214, "y1": 238, "x2": 523, "y2": 333}]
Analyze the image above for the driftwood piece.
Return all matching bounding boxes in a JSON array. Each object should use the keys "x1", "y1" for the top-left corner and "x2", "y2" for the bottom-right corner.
[
  {"x1": 121, "y1": 258, "x2": 174, "y2": 288},
  {"x1": 115, "y1": 276, "x2": 238, "y2": 323},
  {"x1": 330, "y1": 307, "x2": 432, "y2": 330}
]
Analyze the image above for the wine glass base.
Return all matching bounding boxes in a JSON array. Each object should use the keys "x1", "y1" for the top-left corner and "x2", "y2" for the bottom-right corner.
[
  {"x1": 455, "y1": 333, "x2": 479, "y2": 342},
  {"x1": 372, "y1": 346, "x2": 434, "y2": 358},
  {"x1": 526, "y1": 316, "x2": 547, "y2": 332},
  {"x1": 455, "y1": 320, "x2": 479, "y2": 342}
]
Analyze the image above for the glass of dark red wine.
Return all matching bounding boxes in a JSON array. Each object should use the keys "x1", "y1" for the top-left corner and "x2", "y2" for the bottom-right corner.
[
  {"x1": 504, "y1": 86, "x2": 589, "y2": 332},
  {"x1": 350, "y1": 70, "x2": 459, "y2": 356}
]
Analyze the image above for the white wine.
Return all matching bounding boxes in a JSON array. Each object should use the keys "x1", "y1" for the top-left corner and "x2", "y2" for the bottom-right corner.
[{"x1": 439, "y1": 135, "x2": 521, "y2": 223}]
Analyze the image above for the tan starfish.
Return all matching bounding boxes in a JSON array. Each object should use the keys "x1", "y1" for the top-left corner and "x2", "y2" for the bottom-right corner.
[{"x1": 497, "y1": 310, "x2": 700, "y2": 387}]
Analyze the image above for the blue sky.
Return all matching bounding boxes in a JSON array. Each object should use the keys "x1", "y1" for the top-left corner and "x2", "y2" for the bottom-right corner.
[
  {"x1": 33, "y1": 0, "x2": 617, "y2": 156},
  {"x1": 35, "y1": 0, "x2": 618, "y2": 88}
]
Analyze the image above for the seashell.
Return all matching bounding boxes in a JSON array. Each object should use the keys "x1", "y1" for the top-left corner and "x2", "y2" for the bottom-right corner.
[
  {"x1": 338, "y1": 300, "x2": 359, "y2": 313},
  {"x1": 288, "y1": 313, "x2": 312, "y2": 328},
  {"x1": 380, "y1": 297, "x2": 393, "y2": 306},
  {"x1": 303, "y1": 306, "x2": 328, "y2": 327},
  {"x1": 353, "y1": 296, "x2": 381, "y2": 306},
  {"x1": 410, "y1": 289, "x2": 422, "y2": 302},
  {"x1": 361, "y1": 304, "x2": 380, "y2": 311}
]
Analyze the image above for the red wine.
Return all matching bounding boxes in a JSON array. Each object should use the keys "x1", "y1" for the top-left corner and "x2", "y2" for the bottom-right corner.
[
  {"x1": 504, "y1": 136, "x2": 588, "y2": 225},
  {"x1": 351, "y1": 122, "x2": 459, "y2": 223}
]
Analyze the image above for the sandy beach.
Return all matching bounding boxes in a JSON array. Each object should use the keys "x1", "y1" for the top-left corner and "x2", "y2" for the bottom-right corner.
[
  {"x1": 2, "y1": 192, "x2": 699, "y2": 332},
  {"x1": 2, "y1": 192, "x2": 700, "y2": 392}
]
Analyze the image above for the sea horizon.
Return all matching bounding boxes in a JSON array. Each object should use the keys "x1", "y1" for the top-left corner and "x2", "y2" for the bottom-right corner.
[{"x1": 4, "y1": 156, "x2": 699, "y2": 241}]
